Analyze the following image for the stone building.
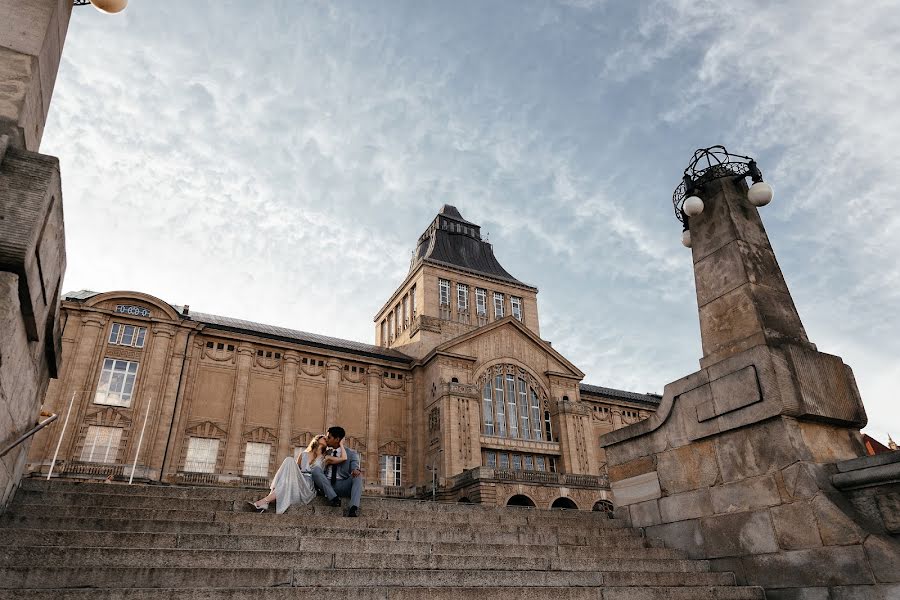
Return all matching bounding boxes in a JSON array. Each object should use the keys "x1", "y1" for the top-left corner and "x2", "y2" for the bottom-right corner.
[{"x1": 26, "y1": 206, "x2": 659, "y2": 510}]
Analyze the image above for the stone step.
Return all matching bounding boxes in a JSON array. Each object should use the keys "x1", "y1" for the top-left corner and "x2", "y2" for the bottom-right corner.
[
  {"x1": 0, "y1": 546, "x2": 710, "y2": 573},
  {"x1": 0, "y1": 566, "x2": 736, "y2": 589},
  {"x1": 0, "y1": 529, "x2": 687, "y2": 559},
  {"x1": 0, "y1": 586, "x2": 767, "y2": 600},
  {"x1": 12, "y1": 489, "x2": 622, "y2": 526}
]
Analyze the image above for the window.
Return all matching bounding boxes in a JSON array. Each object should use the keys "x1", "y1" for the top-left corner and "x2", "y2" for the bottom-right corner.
[
  {"x1": 94, "y1": 358, "x2": 139, "y2": 407},
  {"x1": 439, "y1": 279, "x2": 450, "y2": 306},
  {"x1": 493, "y1": 292, "x2": 505, "y2": 318},
  {"x1": 494, "y1": 375, "x2": 507, "y2": 437},
  {"x1": 243, "y1": 442, "x2": 271, "y2": 477},
  {"x1": 475, "y1": 288, "x2": 487, "y2": 316},
  {"x1": 524, "y1": 455, "x2": 534, "y2": 470},
  {"x1": 518, "y1": 377, "x2": 530, "y2": 440},
  {"x1": 505, "y1": 374, "x2": 518, "y2": 438},
  {"x1": 511, "y1": 296, "x2": 523, "y2": 321},
  {"x1": 402, "y1": 294, "x2": 409, "y2": 328},
  {"x1": 498, "y1": 453, "x2": 510, "y2": 469},
  {"x1": 381, "y1": 320, "x2": 387, "y2": 345},
  {"x1": 535, "y1": 456, "x2": 546, "y2": 472},
  {"x1": 544, "y1": 410, "x2": 553, "y2": 442},
  {"x1": 184, "y1": 437, "x2": 219, "y2": 473},
  {"x1": 108, "y1": 323, "x2": 146, "y2": 348},
  {"x1": 381, "y1": 455, "x2": 402, "y2": 486},
  {"x1": 485, "y1": 451, "x2": 497, "y2": 467},
  {"x1": 457, "y1": 284, "x2": 469, "y2": 311},
  {"x1": 511, "y1": 454, "x2": 522, "y2": 470},
  {"x1": 395, "y1": 303, "x2": 402, "y2": 335},
  {"x1": 389, "y1": 311, "x2": 395, "y2": 340},
  {"x1": 410, "y1": 285, "x2": 417, "y2": 316},
  {"x1": 531, "y1": 389, "x2": 543, "y2": 440},
  {"x1": 481, "y1": 368, "x2": 544, "y2": 441},
  {"x1": 548, "y1": 457, "x2": 557, "y2": 473},
  {"x1": 80, "y1": 426, "x2": 122, "y2": 463},
  {"x1": 482, "y1": 379, "x2": 495, "y2": 435}
]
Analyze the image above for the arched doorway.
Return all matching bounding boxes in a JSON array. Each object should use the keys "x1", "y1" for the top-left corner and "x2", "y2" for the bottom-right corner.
[
  {"x1": 506, "y1": 494, "x2": 536, "y2": 508},
  {"x1": 592, "y1": 499, "x2": 614, "y2": 517},
  {"x1": 551, "y1": 497, "x2": 578, "y2": 510}
]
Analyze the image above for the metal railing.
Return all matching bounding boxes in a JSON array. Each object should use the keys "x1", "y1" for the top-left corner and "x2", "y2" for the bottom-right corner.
[{"x1": 0, "y1": 411, "x2": 58, "y2": 458}]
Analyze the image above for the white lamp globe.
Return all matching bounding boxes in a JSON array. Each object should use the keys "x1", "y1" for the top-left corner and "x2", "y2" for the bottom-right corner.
[
  {"x1": 748, "y1": 181, "x2": 774, "y2": 207},
  {"x1": 90, "y1": 0, "x2": 128, "y2": 14},
  {"x1": 683, "y1": 195, "x2": 704, "y2": 217},
  {"x1": 681, "y1": 230, "x2": 692, "y2": 248}
]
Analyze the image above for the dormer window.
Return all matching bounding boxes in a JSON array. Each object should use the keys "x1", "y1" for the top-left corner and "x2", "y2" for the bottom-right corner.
[
  {"x1": 457, "y1": 284, "x2": 468, "y2": 312},
  {"x1": 475, "y1": 288, "x2": 487, "y2": 316},
  {"x1": 511, "y1": 296, "x2": 523, "y2": 321},
  {"x1": 439, "y1": 279, "x2": 450, "y2": 306},
  {"x1": 494, "y1": 292, "x2": 505, "y2": 318}
]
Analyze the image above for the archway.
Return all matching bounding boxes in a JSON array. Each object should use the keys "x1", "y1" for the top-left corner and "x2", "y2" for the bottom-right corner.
[
  {"x1": 592, "y1": 499, "x2": 614, "y2": 517},
  {"x1": 551, "y1": 497, "x2": 578, "y2": 510},
  {"x1": 506, "y1": 494, "x2": 536, "y2": 508}
]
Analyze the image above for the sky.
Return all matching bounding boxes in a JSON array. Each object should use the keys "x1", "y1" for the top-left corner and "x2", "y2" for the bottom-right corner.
[{"x1": 42, "y1": 0, "x2": 899, "y2": 444}]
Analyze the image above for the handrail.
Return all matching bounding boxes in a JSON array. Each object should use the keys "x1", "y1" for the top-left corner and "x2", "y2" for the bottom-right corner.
[{"x1": 0, "y1": 411, "x2": 58, "y2": 458}]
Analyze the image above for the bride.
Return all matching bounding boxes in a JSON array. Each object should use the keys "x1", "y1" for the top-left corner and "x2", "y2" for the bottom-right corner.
[{"x1": 249, "y1": 433, "x2": 346, "y2": 514}]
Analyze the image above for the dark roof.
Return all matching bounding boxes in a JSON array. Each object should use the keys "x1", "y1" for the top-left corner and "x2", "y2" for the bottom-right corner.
[
  {"x1": 63, "y1": 291, "x2": 412, "y2": 364},
  {"x1": 579, "y1": 383, "x2": 662, "y2": 406},
  {"x1": 411, "y1": 207, "x2": 535, "y2": 289}
]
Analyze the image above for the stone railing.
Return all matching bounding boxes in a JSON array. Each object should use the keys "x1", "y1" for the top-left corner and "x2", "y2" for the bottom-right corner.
[{"x1": 449, "y1": 466, "x2": 608, "y2": 490}]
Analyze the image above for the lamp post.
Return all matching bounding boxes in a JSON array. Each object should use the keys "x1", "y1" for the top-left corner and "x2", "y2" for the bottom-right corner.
[
  {"x1": 426, "y1": 449, "x2": 443, "y2": 502},
  {"x1": 73, "y1": 0, "x2": 128, "y2": 14},
  {"x1": 672, "y1": 146, "x2": 774, "y2": 248}
]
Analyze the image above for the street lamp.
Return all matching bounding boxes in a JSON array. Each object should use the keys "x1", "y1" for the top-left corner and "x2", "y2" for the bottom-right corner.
[
  {"x1": 73, "y1": 0, "x2": 128, "y2": 14},
  {"x1": 672, "y1": 146, "x2": 774, "y2": 248}
]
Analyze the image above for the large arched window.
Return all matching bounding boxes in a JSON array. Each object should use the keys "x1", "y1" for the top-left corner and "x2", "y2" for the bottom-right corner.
[{"x1": 481, "y1": 366, "x2": 545, "y2": 441}]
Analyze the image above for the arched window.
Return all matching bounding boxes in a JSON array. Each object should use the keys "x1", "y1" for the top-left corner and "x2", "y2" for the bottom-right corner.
[
  {"x1": 551, "y1": 497, "x2": 578, "y2": 510},
  {"x1": 593, "y1": 499, "x2": 614, "y2": 518},
  {"x1": 481, "y1": 366, "x2": 546, "y2": 441},
  {"x1": 506, "y1": 494, "x2": 536, "y2": 508}
]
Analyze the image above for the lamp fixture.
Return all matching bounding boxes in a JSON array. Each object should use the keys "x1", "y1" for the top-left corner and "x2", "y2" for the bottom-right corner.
[
  {"x1": 672, "y1": 146, "x2": 774, "y2": 248},
  {"x1": 73, "y1": 0, "x2": 128, "y2": 14}
]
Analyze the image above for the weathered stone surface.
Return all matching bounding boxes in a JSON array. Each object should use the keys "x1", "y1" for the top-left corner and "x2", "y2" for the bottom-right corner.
[
  {"x1": 715, "y1": 419, "x2": 798, "y2": 483},
  {"x1": 796, "y1": 421, "x2": 864, "y2": 464},
  {"x1": 659, "y1": 488, "x2": 714, "y2": 523},
  {"x1": 741, "y1": 546, "x2": 874, "y2": 587},
  {"x1": 874, "y1": 492, "x2": 900, "y2": 534},
  {"x1": 764, "y1": 588, "x2": 829, "y2": 600},
  {"x1": 609, "y1": 456, "x2": 656, "y2": 482},
  {"x1": 700, "y1": 511, "x2": 778, "y2": 558},
  {"x1": 780, "y1": 462, "x2": 828, "y2": 502},
  {"x1": 770, "y1": 501, "x2": 822, "y2": 550},
  {"x1": 710, "y1": 474, "x2": 781, "y2": 514},
  {"x1": 829, "y1": 585, "x2": 892, "y2": 600},
  {"x1": 644, "y1": 519, "x2": 706, "y2": 559},
  {"x1": 863, "y1": 535, "x2": 900, "y2": 583},
  {"x1": 812, "y1": 495, "x2": 864, "y2": 546},
  {"x1": 629, "y1": 499, "x2": 661, "y2": 528},
  {"x1": 611, "y1": 471, "x2": 662, "y2": 507},
  {"x1": 657, "y1": 439, "x2": 719, "y2": 495},
  {"x1": 698, "y1": 366, "x2": 762, "y2": 422}
]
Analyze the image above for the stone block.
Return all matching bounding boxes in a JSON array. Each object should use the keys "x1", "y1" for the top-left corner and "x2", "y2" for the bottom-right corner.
[
  {"x1": 716, "y1": 418, "x2": 799, "y2": 483},
  {"x1": 700, "y1": 510, "x2": 779, "y2": 558},
  {"x1": 780, "y1": 462, "x2": 827, "y2": 502},
  {"x1": 611, "y1": 471, "x2": 661, "y2": 507},
  {"x1": 694, "y1": 240, "x2": 749, "y2": 308},
  {"x1": 697, "y1": 365, "x2": 762, "y2": 422},
  {"x1": 770, "y1": 501, "x2": 823, "y2": 550},
  {"x1": 659, "y1": 488, "x2": 714, "y2": 523},
  {"x1": 830, "y1": 586, "x2": 890, "y2": 600},
  {"x1": 742, "y1": 546, "x2": 874, "y2": 588},
  {"x1": 609, "y1": 455, "x2": 656, "y2": 482},
  {"x1": 708, "y1": 556, "x2": 748, "y2": 585},
  {"x1": 813, "y1": 495, "x2": 865, "y2": 546},
  {"x1": 644, "y1": 518, "x2": 705, "y2": 559},
  {"x1": 796, "y1": 420, "x2": 864, "y2": 464},
  {"x1": 629, "y1": 499, "x2": 661, "y2": 528},
  {"x1": 863, "y1": 535, "x2": 900, "y2": 583},
  {"x1": 710, "y1": 474, "x2": 781, "y2": 514},
  {"x1": 657, "y1": 438, "x2": 719, "y2": 495},
  {"x1": 764, "y1": 589, "x2": 828, "y2": 600},
  {"x1": 875, "y1": 492, "x2": 900, "y2": 534},
  {"x1": 697, "y1": 285, "x2": 764, "y2": 360}
]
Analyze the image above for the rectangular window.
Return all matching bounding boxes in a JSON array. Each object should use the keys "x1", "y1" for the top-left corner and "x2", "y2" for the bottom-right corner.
[
  {"x1": 457, "y1": 284, "x2": 468, "y2": 311},
  {"x1": 494, "y1": 292, "x2": 505, "y2": 318},
  {"x1": 108, "y1": 322, "x2": 147, "y2": 348},
  {"x1": 494, "y1": 375, "x2": 507, "y2": 437},
  {"x1": 485, "y1": 451, "x2": 497, "y2": 468},
  {"x1": 511, "y1": 454, "x2": 522, "y2": 470},
  {"x1": 505, "y1": 374, "x2": 518, "y2": 438},
  {"x1": 388, "y1": 312, "x2": 395, "y2": 340},
  {"x1": 535, "y1": 456, "x2": 546, "y2": 472},
  {"x1": 395, "y1": 304, "x2": 402, "y2": 335},
  {"x1": 548, "y1": 457, "x2": 557, "y2": 473},
  {"x1": 518, "y1": 377, "x2": 530, "y2": 440},
  {"x1": 524, "y1": 455, "x2": 534, "y2": 470},
  {"x1": 511, "y1": 296, "x2": 523, "y2": 321},
  {"x1": 94, "y1": 358, "x2": 139, "y2": 407},
  {"x1": 243, "y1": 442, "x2": 271, "y2": 477},
  {"x1": 498, "y1": 453, "x2": 510, "y2": 469},
  {"x1": 380, "y1": 320, "x2": 387, "y2": 346},
  {"x1": 439, "y1": 279, "x2": 450, "y2": 306},
  {"x1": 482, "y1": 379, "x2": 495, "y2": 435},
  {"x1": 410, "y1": 285, "x2": 417, "y2": 316},
  {"x1": 184, "y1": 437, "x2": 219, "y2": 473},
  {"x1": 381, "y1": 455, "x2": 402, "y2": 486},
  {"x1": 544, "y1": 410, "x2": 553, "y2": 442},
  {"x1": 531, "y1": 390, "x2": 543, "y2": 441},
  {"x1": 402, "y1": 295, "x2": 409, "y2": 328},
  {"x1": 80, "y1": 426, "x2": 122, "y2": 463},
  {"x1": 475, "y1": 288, "x2": 487, "y2": 315}
]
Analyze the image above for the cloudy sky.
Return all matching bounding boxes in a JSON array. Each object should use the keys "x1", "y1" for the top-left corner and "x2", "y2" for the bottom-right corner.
[{"x1": 43, "y1": 1, "x2": 899, "y2": 444}]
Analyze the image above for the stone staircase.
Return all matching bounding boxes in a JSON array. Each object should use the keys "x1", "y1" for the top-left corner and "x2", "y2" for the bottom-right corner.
[{"x1": 0, "y1": 478, "x2": 765, "y2": 599}]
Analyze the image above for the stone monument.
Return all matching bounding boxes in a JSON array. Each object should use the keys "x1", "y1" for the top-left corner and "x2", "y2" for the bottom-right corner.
[{"x1": 601, "y1": 147, "x2": 900, "y2": 599}]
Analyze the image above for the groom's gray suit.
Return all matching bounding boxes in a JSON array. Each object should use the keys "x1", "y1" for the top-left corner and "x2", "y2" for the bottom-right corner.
[{"x1": 311, "y1": 447, "x2": 363, "y2": 508}]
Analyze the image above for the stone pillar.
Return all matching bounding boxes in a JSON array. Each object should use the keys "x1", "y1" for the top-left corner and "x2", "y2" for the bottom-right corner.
[
  {"x1": 277, "y1": 352, "x2": 299, "y2": 460},
  {"x1": 222, "y1": 344, "x2": 254, "y2": 476},
  {"x1": 159, "y1": 337, "x2": 203, "y2": 480},
  {"x1": 0, "y1": 0, "x2": 72, "y2": 151},
  {"x1": 365, "y1": 367, "x2": 382, "y2": 477},
  {"x1": 601, "y1": 171, "x2": 897, "y2": 598},
  {"x1": 324, "y1": 359, "x2": 341, "y2": 428},
  {"x1": 55, "y1": 313, "x2": 105, "y2": 459}
]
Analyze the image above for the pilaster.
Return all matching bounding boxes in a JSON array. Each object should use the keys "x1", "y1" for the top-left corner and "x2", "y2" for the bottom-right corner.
[
  {"x1": 365, "y1": 367, "x2": 383, "y2": 477},
  {"x1": 277, "y1": 352, "x2": 300, "y2": 459},
  {"x1": 324, "y1": 359, "x2": 342, "y2": 428},
  {"x1": 222, "y1": 344, "x2": 254, "y2": 475}
]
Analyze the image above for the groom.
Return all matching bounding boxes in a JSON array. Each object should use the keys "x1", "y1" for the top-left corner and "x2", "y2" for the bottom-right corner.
[{"x1": 311, "y1": 426, "x2": 364, "y2": 517}]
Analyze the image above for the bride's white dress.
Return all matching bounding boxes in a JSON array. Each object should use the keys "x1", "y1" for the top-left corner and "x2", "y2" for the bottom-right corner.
[{"x1": 269, "y1": 451, "x2": 322, "y2": 514}]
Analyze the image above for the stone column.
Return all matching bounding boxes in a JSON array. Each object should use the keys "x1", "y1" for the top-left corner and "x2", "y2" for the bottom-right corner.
[
  {"x1": 0, "y1": 0, "x2": 72, "y2": 151},
  {"x1": 365, "y1": 367, "x2": 382, "y2": 477},
  {"x1": 159, "y1": 337, "x2": 203, "y2": 480},
  {"x1": 222, "y1": 344, "x2": 254, "y2": 476},
  {"x1": 277, "y1": 352, "x2": 300, "y2": 460},
  {"x1": 324, "y1": 359, "x2": 342, "y2": 428}
]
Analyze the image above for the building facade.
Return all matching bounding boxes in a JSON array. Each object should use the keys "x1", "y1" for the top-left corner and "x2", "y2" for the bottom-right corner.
[{"x1": 27, "y1": 206, "x2": 659, "y2": 510}]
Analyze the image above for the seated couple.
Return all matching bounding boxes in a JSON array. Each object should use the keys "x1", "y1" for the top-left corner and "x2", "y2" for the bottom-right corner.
[{"x1": 248, "y1": 426, "x2": 363, "y2": 517}]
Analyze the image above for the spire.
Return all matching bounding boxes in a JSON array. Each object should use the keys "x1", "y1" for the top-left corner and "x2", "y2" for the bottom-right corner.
[{"x1": 889, "y1": 434, "x2": 897, "y2": 451}]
